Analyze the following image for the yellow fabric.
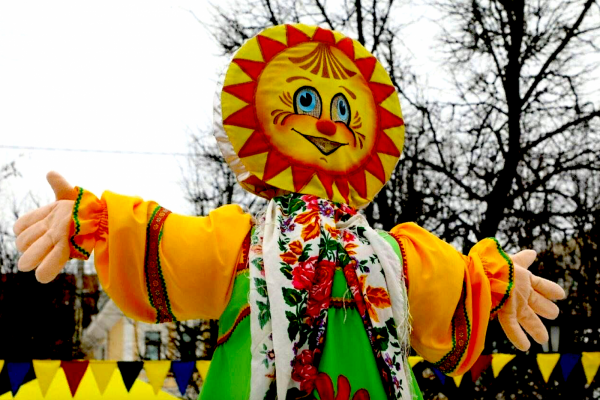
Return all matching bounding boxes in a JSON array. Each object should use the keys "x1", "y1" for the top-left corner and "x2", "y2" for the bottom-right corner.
[
  {"x1": 390, "y1": 223, "x2": 512, "y2": 376},
  {"x1": 69, "y1": 189, "x2": 252, "y2": 323},
  {"x1": 32, "y1": 360, "x2": 61, "y2": 397},
  {"x1": 89, "y1": 361, "x2": 117, "y2": 395},
  {"x1": 536, "y1": 353, "x2": 560, "y2": 383},
  {"x1": 143, "y1": 361, "x2": 171, "y2": 395},
  {"x1": 581, "y1": 352, "x2": 600, "y2": 385},
  {"x1": 491, "y1": 353, "x2": 515, "y2": 378}
]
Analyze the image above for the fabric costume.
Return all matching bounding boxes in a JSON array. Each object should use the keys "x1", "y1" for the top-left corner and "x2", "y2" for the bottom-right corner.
[{"x1": 67, "y1": 24, "x2": 514, "y2": 400}]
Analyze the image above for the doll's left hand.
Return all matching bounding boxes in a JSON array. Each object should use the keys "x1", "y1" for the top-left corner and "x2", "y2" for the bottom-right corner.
[{"x1": 498, "y1": 250, "x2": 565, "y2": 351}]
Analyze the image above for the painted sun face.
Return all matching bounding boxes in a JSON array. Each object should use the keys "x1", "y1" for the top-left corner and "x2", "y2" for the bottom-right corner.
[
  {"x1": 217, "y1": 24, "x2": 405, "y2": 208},
  {"x1": 255, "y1": 42, "x2": 378, "y2": 174}
]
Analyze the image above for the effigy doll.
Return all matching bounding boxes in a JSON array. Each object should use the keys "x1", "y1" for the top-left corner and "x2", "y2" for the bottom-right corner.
[{"x1": 14, "y1": 24, "x2": 565, "y2": 400}]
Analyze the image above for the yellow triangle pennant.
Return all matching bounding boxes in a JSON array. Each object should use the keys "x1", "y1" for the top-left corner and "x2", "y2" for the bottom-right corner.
[
  {"x1": 32, "y1": 360, "x2": 61, "y2": 397},
  {"x1": 89, "y1": 361, "x2": 117, "y2": 395},
  {"x1": 582, "y1": 352, "x2": 600, "y2": 385},
  {"x1": 491, "y1": 354, "x2": 516, "y2": 378},
  {"x1": 408, "y1": 356, "x2": 423, "y2": 368},
  {"x1": 537, "y1": 353, "x2": 560, "y2": 383},
  {"x1": 144, "y1": 361, "x2": 171, "y2": 394},
  {"x1": 452, "y1": 374, "x2": 463, "y2": 388},
  {"x1": 196, "y1": 361, "x2": 211, "y2": 382}
]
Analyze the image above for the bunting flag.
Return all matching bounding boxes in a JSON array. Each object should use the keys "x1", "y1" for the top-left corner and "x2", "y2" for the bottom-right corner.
[
  {"x1": 560, "y1": 354, "x2": 581, "y2": 382},
  {"x1": 432, "y1": 367, "x2": 446, "y2": 385},
  {"x1": 582, "y1": 352, "x2": 600, "y2": 385},
  {"x1": 491, "y1": 353, "x2": 516, "y2": 378},
  {"x1": 470, "y1": 354, "x2": 492, "y2": 382},
  {"x1": 7, "y1": 361, "x2": 31, "y2": 396},
  {"x1": 172, "y1": 361, "x2": 195, "y2": 395},
  {"x1": 196, "y1": 360, "x2": 210, "y2": 382},
  {"x1": 452, "y1": 374, "x2": 464, "y2": 388},
  {"x1": 90, "y1": 361, "x2": 117, "y2": 395},
  {"x1": 144, "y1": 361, "x2": 171, "y2": 394},
  {"x1": 537, "y1": 353, "x2": 560, "y2": 383},
  {"x1": 1, "y1": 354, "x2": 599, "y2": 397},
  {"x1": 0, "y1": 362, "x2": 10, "y2": 396},
  {"x1": 117, "y1": 361, "x2": 144, "y2": 392},
  {"x1": 61, "y1": 360, "x2": 89, "y2": 397},
  {"x1": 408, "y1": 356, "x2": 424, "y2": 368},
  {"x1": 33, "y1": 360, "x2": 61, "y2": 397}
]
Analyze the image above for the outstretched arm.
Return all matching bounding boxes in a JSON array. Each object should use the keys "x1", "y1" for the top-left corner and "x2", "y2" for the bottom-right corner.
[
  {"x1": 14, "y1": 172, "x2": 252, "y2": 323},
  {"x1": 388, "y1": 223, "x2": 564, "y2": 376}
]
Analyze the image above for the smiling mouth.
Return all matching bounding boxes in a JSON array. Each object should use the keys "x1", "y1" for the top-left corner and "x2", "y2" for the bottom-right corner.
[{"x1": 292, "y1": 128, "x2": 348, "y2": 156}]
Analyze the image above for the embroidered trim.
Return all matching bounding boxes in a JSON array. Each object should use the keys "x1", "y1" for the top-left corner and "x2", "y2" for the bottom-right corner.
[
  {"x1": 489, "y1": 237, "x2": 515, "y2": 318},
  {"x1": 434, "y1": 280, "x2": 471, "y2": 374},
  {"x1": 144, "y1": 205, "x2": 176, "y2": 323},
  {"x1": 236, "y1": 230, "x2": 252, "y2": 275},
  {"x1": 217, "y1": 305, "x2": 251, "y2": 346},
  {"x1": 69, "y1": 187, "x2": 91, "y2": 259},
  {"x1": 389, "y1": 232, "x2": 409, "y2": 290},
  {"x1": 330, "y1": 297, "x2": 356, "y2": 309}
]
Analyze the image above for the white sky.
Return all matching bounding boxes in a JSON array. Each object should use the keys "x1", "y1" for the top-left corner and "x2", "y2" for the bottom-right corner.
[
  {"x1": 0, "y1": 0, "x2": 440, "y2": 219},
  {"x1": 0, "y1": 0, "x2": 227, "y2": 216}
]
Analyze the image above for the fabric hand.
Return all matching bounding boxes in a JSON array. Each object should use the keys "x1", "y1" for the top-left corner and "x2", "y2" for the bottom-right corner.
[
  {"x1": 498, "y1": 250, "x2": 565, "y2": 351},
  {"x1": 13, "y1": 172, "x2": 77, "y2": 283}
]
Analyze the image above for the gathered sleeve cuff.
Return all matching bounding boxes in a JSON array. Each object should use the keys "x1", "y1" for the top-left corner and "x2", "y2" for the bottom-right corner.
[
  {"x1": 68, "y1": 187, "x2": 252, "y2": 324},
  {"x1": 69, "y1": 187, "x2": 108, "y2": 260},
  {"x1": 389, "y1": 223, "x2": 513, "y2": 376},
  {"x1": 469, "y1": 238, "x2": 515, "y2": 319}
]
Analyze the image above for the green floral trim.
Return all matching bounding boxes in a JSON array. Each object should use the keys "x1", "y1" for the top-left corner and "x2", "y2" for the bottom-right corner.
[
  {"x1": 489, "y1": 237, "x2": 515, "y2": 317},
  {"x1": 434, "y1": 281, "x2": 472, "y2": 374},
  {"x1": 69, "y1": 187, "x2": 91, "y2": 259}
]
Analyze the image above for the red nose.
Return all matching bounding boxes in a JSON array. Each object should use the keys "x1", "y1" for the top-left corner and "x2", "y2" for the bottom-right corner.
[{"x1": 316, "y1": 120, "x2": 337, "y2": 136}]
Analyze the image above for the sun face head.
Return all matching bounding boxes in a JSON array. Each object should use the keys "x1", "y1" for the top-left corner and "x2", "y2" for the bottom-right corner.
[
  {"x1": 215, "y1": 24, "x2": 405, "y2": 208},
  {"x1": 255, "y1": 42, "x2": 378, "y2": 174}
]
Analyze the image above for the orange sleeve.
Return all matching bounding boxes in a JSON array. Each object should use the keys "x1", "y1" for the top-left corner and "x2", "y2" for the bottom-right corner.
[
  {"x1": 69, "y1": 187, "x2": 252, "y2": 323},
  {"x1": 389, "y1": 223, "x2": 513, "y2": 376}
]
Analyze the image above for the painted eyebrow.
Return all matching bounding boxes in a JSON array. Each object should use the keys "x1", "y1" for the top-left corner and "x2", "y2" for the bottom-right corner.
[
  {"x1": 286, "y1": 76, "x2": 312, "y2": 83},
  {"x1": 339, "y1": 86, "x2": 356, "y2": 100}
]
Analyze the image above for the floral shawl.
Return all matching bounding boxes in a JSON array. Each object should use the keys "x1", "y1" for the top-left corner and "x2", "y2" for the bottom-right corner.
[{"x1": 249, "y1": 194, "x2": 412, "y2": 399}]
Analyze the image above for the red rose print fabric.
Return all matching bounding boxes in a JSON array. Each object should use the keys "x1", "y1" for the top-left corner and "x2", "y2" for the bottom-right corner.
[{"x1": 249, "y1": 194, "x2": 411, "y2": 400}]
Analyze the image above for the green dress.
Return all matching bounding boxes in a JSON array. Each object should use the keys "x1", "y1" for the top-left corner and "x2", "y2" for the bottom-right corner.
[{"x1": 200, "y1": 232, "x2": 423, "y2": 400}]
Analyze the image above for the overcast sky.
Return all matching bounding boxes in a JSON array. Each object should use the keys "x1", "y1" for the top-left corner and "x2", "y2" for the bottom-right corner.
[
  {"x1": 0, "y1": 0, "x2": 440, "y2": 218},
  {"x1": 0, "y1": 0, "x2": 227, "y2": 216}
]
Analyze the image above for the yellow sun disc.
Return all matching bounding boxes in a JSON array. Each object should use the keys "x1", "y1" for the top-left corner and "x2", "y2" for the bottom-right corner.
[{"x1": 214, "y1": 23, "x2": 405, "y2": 209}]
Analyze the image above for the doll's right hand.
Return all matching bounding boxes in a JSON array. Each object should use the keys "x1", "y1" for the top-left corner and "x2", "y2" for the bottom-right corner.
[{"x1": 13, "y1": 172, "x2": 77, "y2": 283}]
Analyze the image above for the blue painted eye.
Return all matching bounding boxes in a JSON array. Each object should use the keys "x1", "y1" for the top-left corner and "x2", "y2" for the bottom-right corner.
[
  {"x1": 294, "y1": 87, "x2": 322, "y2": 118},
  {"x1": 331, "y1": 94, "x2": 350, "y2": 125}
]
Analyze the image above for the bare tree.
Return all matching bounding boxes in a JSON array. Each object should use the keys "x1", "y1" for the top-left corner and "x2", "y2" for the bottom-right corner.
[
  {"x1": 409, "y1": 0, "x2": 600, "y2": 251},
  {"x1": 0, "y1": 161, "x2": 19, "y2": 273},
  {"x1": 182, "y1": 130, "x2": 265, "y2": 217}
]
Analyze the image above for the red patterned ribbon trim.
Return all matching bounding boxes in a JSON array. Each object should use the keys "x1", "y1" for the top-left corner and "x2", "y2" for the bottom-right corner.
[
  {"x1": 342, "y1": 258, "x2": 396, "y2": 398},
  {"x1": 217, "y1": 305, "x2": 251, "y2": 346},
  {"x1": 144, "y1": 206, "x2": 175, "y2": 323},
  {"x1": 434, "y1": 280, "x2": 471, "y2": 374},
  {"x1": 236, "y1": 230, "x2": 252, "y2": 274},
  {"x1": 389, "y1": 232, "x2": 409, "y2": 290}
]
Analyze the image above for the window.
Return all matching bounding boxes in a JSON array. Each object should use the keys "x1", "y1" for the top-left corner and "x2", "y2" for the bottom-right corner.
[{"x1": 145, "y1": 331, "x2": 161, "y2": 360}]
